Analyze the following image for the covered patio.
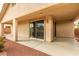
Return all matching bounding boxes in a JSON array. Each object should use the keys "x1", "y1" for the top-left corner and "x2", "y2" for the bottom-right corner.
[
  {"x1": 0, "y1": 3, "x2": 79, "y2": 56},
  {"x1": 1, "y1": 3, "x2": 79, "y2": 42}
]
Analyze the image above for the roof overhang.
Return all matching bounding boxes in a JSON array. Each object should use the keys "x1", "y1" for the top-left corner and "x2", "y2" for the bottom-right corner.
[
  {"x1": 0, "y1": 3, "x2": 10, "y2": 22},
  {"x1": 17, "y1": 3, "x2": 79, "y2": 23}
]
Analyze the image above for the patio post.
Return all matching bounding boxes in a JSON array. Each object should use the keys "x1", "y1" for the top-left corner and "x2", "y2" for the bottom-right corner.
[
  {"x1": 45, "y1": 15, "x2": 54, "y2": 42},
  {"x1": 13, "y1": 19, "x2": 18, "y2": 41}
]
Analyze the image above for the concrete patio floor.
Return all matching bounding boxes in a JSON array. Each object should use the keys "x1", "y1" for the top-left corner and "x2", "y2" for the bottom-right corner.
[
  {"x1": 4, "y1": 39, "x2": 49, "y2": 56},
  {"x1": 17, "y1": 38, "x2": 79, "y2": 56}
]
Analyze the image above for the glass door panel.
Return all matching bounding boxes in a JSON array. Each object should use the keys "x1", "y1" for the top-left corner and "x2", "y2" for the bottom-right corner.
[
  {"x1": 35, "y1": 20, "x2": 44, "y2": 39},
  {"x1": 30, "y1": 20, "x2": 44, "y2": 39}
]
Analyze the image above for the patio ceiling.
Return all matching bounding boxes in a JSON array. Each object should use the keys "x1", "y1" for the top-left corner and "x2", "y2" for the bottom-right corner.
[{"x1": 17, "y1": 3, "x2": 79, "y2": 23}]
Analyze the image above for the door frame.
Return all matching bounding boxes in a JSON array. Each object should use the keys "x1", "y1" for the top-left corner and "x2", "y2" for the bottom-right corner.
[{"x1": 29, "y1": 19, "x2": 45, "y2": 41}]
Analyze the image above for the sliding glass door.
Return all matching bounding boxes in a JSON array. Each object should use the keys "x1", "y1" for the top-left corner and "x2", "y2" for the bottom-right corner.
[{"x1": 30, "y1": 20, "x2": 44, "y2": 39}]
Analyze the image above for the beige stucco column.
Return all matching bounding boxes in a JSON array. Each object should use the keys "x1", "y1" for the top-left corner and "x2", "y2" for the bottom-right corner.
[
  {"x1": 45, "y1": 15, "x2": 54, "y2": 42},
  {"x1": 13, "y1": 19, "x2": 18, "y2": 41}
]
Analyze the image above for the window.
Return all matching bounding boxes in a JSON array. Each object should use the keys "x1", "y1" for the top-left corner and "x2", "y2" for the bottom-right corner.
[
  {"x1": 4, "y1": 26, "x2": 11, "y2": 34},
  {"x1": 5, "y1": 26, "x2": 10, "y2": 28}
]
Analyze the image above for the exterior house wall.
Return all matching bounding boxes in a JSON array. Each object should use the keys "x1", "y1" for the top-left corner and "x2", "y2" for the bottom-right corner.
[
  {"x1": 1, "y1": 3, "x2": 57, "y2": 41},
  {"x1": 18, "y1": 21, "x2": 29, "y2": 40},
  {"x1": 56, "y1": 21, "x2": 74, "y2": 38},
  {"x1": 18, "y1": 17, "x2": 54, "y2": 42}
]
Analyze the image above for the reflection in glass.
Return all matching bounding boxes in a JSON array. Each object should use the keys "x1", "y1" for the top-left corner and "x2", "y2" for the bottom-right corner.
[{"x1": 30, "y1": 20, "x2": 44, "y2": 39}]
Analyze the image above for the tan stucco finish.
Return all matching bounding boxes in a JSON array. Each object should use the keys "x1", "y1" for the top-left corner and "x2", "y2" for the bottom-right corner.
[
  {"x1": 56, "y1": 21, "x2": 74, "y2": 38},
  {"x1": 18, "y1": 20, "x2": 29, "y2": 40},
  {"x1": 45, "y1": 15, "x2": 54, "y2": 42}
]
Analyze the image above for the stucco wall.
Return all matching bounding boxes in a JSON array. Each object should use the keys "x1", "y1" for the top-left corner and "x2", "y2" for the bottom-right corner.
[
  {"x1": 1, "y1": 3, "x2": 57, "y2": 23},
  {"x1": 18, "y1": 21, "x2": 29, "y2": 40},
  {"x1": 56, "y1": 21, "x2": 74, "y2": 38}
]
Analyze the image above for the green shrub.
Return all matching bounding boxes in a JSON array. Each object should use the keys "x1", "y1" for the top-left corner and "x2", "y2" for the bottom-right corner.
[{"x1": 0, "y1": 36, "x2": 5, "y2": 51}]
